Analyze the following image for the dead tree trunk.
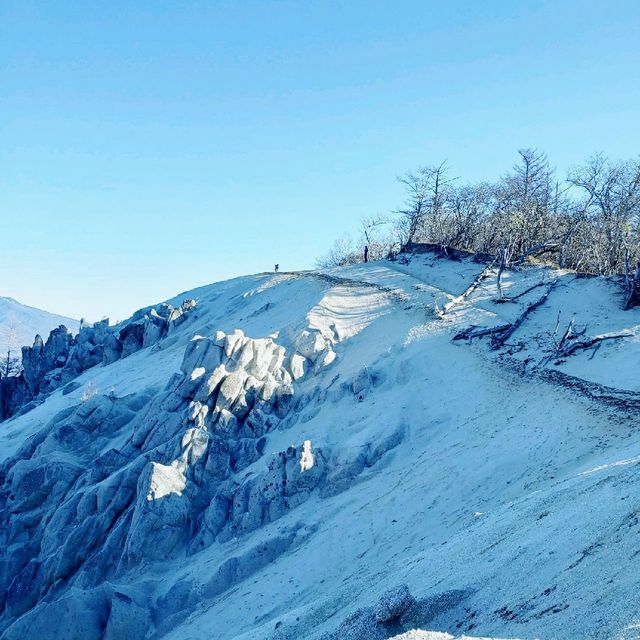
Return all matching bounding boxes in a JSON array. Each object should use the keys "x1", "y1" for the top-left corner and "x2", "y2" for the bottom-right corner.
[
  {"x1": 505, "y1": 278, "x2": 548, "y2": 302},
  {"x1": 554, "y1": 318, "x2": 586, "y2": 354},
  {"x1": 453, "y1": 281, "x2": 558, "y2": 347},
  {"x1": 496, "y1": 249, "x2": 507, "y2": 302},
  {"x1": 511, "y1": 239, "x2": 560, "y2": 266},
  {"x1": 453, "y1": 323, "x2": 512, "y2": 341},
  {"x1": 490, "y1": 280, "x2": 558, "y2": 349},
  {"x1": 443, "y1": 256, "x2": 498, "y2": 315},
  {"x1": 556, "y1": 331, "x2": 632, "y2": 357}
]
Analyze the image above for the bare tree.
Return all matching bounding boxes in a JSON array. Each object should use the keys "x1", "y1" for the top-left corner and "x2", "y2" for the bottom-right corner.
[
  {"x1": 396, "y1": 161, "x2": 456, "y2": 247},
  {"x1": 319, "y1": 149, "x2": 640, "y2": 311},
  {"x1": 568, "y1": 154, "x2": 640, "y2": 275},
  {"x1": 396, "y1": 169, "x2": 431, "y2": 246},
  {"x1": 360, "y1": 215, "x2": 388, "y2": 245},
  {"x1": 443, "y1": 183, "x2": 492, "y2": 250},
  {"x1": 0, "y1": 318, "x2": 21, "y2": 378},
  {"x1": 360, "y1": 215, "x2": 396, "y2": 261},
  {"x1": 497, "y1": 149, "x2": 554, "y2": 258},
  {"x1": 315, "y1": 234, "x2": 359, "y2": 268}
]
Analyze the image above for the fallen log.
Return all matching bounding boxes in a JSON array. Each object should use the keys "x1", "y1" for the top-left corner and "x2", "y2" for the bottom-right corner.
[
  {"x1": 453, "y1": 323, "x2": 511, "y2": 341},
  {"x1": 557, "y1": 331, "x2": 633, "y2": 357},
  {"x1": 490, "y1": 281, "x2": 558, "y2": 349},
  {"x1": 443, "y1": 256, "x2": 498, "y2": 315},
  {"x1": 500, "y1": 278, "x2": 549, "y2": 303},
  {"x1": 539, "y1": 368, "x2": 640, "y2": 412},
  {"x1": 511, "y1": 240, "x2": 560, "y2": 266}
]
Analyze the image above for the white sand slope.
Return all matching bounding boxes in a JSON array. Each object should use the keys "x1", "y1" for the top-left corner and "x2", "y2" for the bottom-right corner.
[{"x1": 1, "y1": 253, "x2": 639, "y2": 640}]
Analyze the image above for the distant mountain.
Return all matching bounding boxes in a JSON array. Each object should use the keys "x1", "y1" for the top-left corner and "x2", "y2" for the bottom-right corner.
[{"x1": 0, "y1": 296, "x2": 80, "y2": 356}]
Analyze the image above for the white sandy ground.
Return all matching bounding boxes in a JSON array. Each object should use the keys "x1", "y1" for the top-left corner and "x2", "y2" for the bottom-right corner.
[{"x1": 2, "y1": 254, "x2": 640, "y2": 640}]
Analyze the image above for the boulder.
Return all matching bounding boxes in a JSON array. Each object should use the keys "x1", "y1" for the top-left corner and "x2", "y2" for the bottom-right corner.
[
  {"x1": 104, "y1": 591, "x2": 153, "y2": 640},
  {"x1": 21, "y1": 326, "x2": 73, "y2": 395},
  {"x1": 119, "y1": 322, "x2": 145, "y2": 358},
  {"x1": 167, "y1": 298, "x2": 197, "y2": 332},
  {"x1": 373, "y1": 584, "x2": 416, "y2": 623}
]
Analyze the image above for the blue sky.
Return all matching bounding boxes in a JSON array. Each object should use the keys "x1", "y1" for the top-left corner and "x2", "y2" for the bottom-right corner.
[{"x1": 2, "y1": 0, "x2": 639, "y2": 322}]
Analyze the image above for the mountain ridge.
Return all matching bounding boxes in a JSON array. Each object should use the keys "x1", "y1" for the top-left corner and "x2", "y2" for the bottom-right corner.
[
  {"x1": 1, "y1": 251, "x2": 639, "y2": 640},
  {"x1": 0, "y1": 296, "x2": 80, "y2": 355}
]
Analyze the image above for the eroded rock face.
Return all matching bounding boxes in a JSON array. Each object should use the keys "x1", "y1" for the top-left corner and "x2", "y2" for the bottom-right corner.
[
  {"x1": 177, "y1": 329, "x2": 297, "y2": 431},
  {"x1": 121, "y1": 328, "x2": 327, "y2": 565},
  {"x1": 0, "y1": 299, "x2": 198, "y2": 421},
  {"x1": 201, "y1": 440, "x2": 328, "y2": 544},
  {"x1": 2, "y1": 585, "x2": 112, "y2": 640},
  {"x1": 0, "y1": 376, "x2": 30, "y2": 420},
  {"x1": 21, "y1": 326, "x2": 73, "y2": 396},
  {"x1": 0, "y1": 325, "x2": 403, "y2": 640},
  {"x1": 0, "y1": 395, "x2": 140, "y2": 617},
  {"x1": 103, "y1": 591, "x2": 152, "y2": 640}
]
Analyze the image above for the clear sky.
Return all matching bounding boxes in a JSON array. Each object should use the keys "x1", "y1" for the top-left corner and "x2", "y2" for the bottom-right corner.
[{"x1": 2, "y1": 1, "x2": 639, "y2": 322}]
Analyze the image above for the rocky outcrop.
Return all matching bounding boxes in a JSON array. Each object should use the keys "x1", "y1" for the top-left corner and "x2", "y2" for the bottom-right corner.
[
  {"x1": 318, "y1": 585, "x2": 474, "y2": 640},
  {"x1": 119, "y1": 299, "x2": 198, "y2": 357},
  {"x1": 0, "y1": 320, "x2": 403, "y2": 639},
  {"x1": 21, "y1": 326, "x2": 73, "y2": 395},
  {"x1": 0, "y1": 299, "x2": 197, "y2": 422},
  {"x1": 120, "y1": 327, "x2": 330, "y2": 566},
  {"x1": 0, "y1": 376, "x2": 30, "y2": 420},
  {"x1": 198, "y1": 439, "x2": 328, "y2": 545},
  {"x1": 374, "y1": 584, "x2": 417, "y2": 623}
]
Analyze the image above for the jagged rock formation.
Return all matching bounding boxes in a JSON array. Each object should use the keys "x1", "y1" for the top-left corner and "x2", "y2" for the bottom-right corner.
[
  {"x1": 0, "y1": 297, "x2": 79, "y2": 365},
  {"x1": 21, "y1": 324, "x2": 75, "y2": 395},
  {"x1": 0, "y1": 312, "x2": 405, "y2": 639},
  {"x1": 0, "y1": 298, "x2": 197, "y2": 421}
]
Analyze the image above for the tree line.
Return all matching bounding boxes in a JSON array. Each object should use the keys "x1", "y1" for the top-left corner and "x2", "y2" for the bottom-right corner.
[{"x1": 317, "y1": 149, "x2": 640, "y2": 307}]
